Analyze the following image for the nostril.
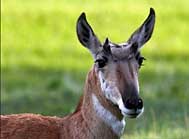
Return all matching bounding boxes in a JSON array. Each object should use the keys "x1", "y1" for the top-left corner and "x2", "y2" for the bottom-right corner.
[
  {"x1": 125, "y1": 98, "x2": 143, "y2": 110},
  {"x1": 137, "y1": 98, "x2": 143, "y2": 109},
  {"x1": 125, "y1": 99, "x2": 134, "y2": 109}
]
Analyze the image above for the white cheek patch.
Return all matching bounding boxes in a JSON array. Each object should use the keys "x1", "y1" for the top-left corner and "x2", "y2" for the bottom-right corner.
[
  {"x1": 98, "y1": 72, "x2": 122, "y2": 105},
  {"x1": 134, "y1": 72, "x2": 140, "y2": 93},
  {"x1": 92, "y1": 94, "x2": 125, "y2": 136}
]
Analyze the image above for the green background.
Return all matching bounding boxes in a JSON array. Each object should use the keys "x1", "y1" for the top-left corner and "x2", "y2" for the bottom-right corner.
[{"x1": 1, "y1": 0, "x2": 189, "y2": 138}]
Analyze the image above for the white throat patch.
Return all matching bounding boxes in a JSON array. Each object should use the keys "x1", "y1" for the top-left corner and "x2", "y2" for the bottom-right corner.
[{"x1": 92, "y1": 94, "x2": 125, "y2": 136}]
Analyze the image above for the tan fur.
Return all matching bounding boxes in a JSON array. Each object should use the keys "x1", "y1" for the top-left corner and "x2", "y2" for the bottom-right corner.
[{"x1": 1, "y1": 67, "x2": 122, "y2": 139}]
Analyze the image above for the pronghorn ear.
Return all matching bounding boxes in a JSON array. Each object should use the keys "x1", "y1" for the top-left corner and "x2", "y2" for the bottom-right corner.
[
  {"x1": 76, "y1": 12, "x2": 101, "y2": 57},
  {"x1": 128, "y1": 8, "x2": 155, "y2": 49}
]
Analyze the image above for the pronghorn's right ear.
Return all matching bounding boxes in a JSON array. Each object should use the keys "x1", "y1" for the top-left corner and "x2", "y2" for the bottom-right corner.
[{"x1": 76, "y1": 12, "x2": 101, "y2": 57}]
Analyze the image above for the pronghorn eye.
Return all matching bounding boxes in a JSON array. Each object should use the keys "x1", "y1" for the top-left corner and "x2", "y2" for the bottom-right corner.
[
  {"x1": 138, "y1": 57, "x2": 146, "y2": 68},
  {"x1": 95, "y1": 57, "x2": 108, "y2": 68}
]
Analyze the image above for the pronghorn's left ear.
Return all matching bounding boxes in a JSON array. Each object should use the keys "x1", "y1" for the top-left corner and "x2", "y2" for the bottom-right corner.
[
  {"x1": 76, "y1": 12, "x2": 101, "y2": 57},
  {"x1": 128, "y1": 8, "x2": 155, "y2": 50}
]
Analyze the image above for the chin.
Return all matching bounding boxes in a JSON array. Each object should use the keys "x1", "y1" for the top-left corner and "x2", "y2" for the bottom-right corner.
[
  {"x1": 125, "y1": 114, "x2": 138, "y2": 118},
  {"x1": 125, "y1": 113, "x2": 141, "y2": 118}
]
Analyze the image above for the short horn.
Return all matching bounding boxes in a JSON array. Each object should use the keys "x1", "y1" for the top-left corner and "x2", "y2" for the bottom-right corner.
[{"x1": 103, "y1": 38, "x2": 111, "y2": 54}]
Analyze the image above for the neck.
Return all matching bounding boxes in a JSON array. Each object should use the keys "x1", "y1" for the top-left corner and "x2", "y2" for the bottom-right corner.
[{"x1": 79, "y1": 67, "x2": 125, "y2": 138}]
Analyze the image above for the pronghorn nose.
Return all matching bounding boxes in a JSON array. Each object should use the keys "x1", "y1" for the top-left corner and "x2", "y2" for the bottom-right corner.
[{"x1": 125, "y1": 98, "x2": 143, "y2": 110}]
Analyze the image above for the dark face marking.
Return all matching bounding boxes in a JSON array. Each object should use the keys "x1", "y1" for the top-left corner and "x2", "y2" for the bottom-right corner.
[{"x1": 115, "y1": 60, "x2": 139, "y2": 100}]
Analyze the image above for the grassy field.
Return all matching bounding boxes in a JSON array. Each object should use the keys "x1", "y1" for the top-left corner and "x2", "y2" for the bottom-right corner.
[{"x1": 1, "y1": 0, "x2": 189, "y2": 138}]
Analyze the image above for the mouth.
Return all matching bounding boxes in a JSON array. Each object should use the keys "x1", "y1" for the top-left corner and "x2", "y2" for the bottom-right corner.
[
  {"x1": 121, "y1": 108, "x2": 144, "y2": 118},
  {"x1": 124, "y1": 112, "x2": 141, "y2": 118}
]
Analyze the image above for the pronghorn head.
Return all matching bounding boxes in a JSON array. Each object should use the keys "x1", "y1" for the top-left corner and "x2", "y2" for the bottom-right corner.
[{"x1": 76, "y1": 8, "x2": 155, "y2": 118}]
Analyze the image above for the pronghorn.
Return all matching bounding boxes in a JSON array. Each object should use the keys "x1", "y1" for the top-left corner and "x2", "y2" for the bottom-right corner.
[{"x1": 1, "y1": 8, "x2": 155, "y2": 139}]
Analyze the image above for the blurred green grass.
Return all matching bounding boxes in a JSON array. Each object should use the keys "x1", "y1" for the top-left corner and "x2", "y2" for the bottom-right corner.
[{"x1": 1, "y1": 0, "x2": 189, "y2": 138}]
